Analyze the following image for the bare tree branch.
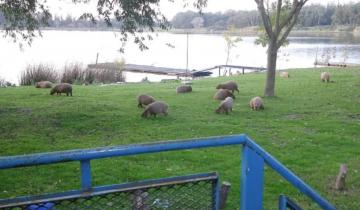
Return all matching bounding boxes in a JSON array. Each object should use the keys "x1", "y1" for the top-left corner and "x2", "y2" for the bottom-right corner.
[
  {"x1": 276, "y1": 7, "x2": 301, "y2": 48},
  {"x1": 255, "y1": 0, "x2": 273, "y2": 38},
  {"x1": 278, "y1": 0, "x2": 308, "y2": 32},
  {"x1": 274, "y1": 0, "x2": 282, "y2": 35}
]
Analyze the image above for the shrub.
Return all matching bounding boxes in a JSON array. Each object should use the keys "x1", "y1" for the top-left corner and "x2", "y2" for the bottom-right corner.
[
  {"x1": 61, "y1": 62, "x2": 85, "y2": 84},
  {"x1": 20, "y1": 64, "x2": 58, "y2": 86},
  {"x1": 84, "y1": 60, "x2": 126, "y2": 84},
  {"x1": 0, "y1": 77, "x2": 15, "y2": 87}
]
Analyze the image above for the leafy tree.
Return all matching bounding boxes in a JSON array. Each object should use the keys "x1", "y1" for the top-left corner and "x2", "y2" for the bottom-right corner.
[
  {"x1": 223, "y1": 25, "x2": 242, "y2": 67},
  {"x1": 254, "y1": 0, "x2": 308, "y2": 97},
  {"x1": 0, "y1": 0, "x2": 207, "y2": 51}
]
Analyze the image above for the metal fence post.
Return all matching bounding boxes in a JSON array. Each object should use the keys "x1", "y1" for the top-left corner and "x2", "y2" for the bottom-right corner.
[
  {"x1": 80, "y1": 160, "x2": 92, "y2": 190},
  {"x1": 240, "y1": 145, "x2": 264, "y2": 210}
]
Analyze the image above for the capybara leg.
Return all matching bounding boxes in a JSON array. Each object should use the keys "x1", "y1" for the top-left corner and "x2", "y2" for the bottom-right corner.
[
  {"x1": 236, "y1": 88, "x2": 239, "y2": 94},
  {"x1": 138, "y1": 103, "x2": 143, "y2": 108}
]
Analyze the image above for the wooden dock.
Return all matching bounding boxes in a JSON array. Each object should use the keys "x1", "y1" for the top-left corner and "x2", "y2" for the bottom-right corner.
[
  {"x1": 87, "y1": 63, "x2": 212, "y2": 77},
  {"x1": 87, "y1": 63, "x2": 266, "y2": 77},
  {"x1": 314, "y1": 61, "x2": 360, "y2": 68}
]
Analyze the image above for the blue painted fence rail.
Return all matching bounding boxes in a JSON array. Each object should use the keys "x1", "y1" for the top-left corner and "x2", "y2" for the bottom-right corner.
[{"x1": 0, "y1": 134, "x2": 336, "y2": 210}]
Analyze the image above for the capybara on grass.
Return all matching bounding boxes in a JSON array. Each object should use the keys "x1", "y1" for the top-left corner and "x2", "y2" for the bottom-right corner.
[
  {"x1": 215, "y1": 97, "x2": 234, "y2": 114},
  {"x1": 280, "y1": 71, "x2": 290, "y2": 78},
  {"x1": 141, "y1": 101, "x2": 168, "y2": 118},
  {"x1": 249, "y1": 96, "x2": 264, "y2": 111},
  {"x1": 137, "y1": 94, "x2": 155, "y2": 108},
  {"x1": 50, "y1": 83, "x2": 72, "y2": 96},
  {"x1": 213, "y1": 89, "x2": 235, "y2": 100},
  {"x1": 35, "y1": 81, "x2": 53, "y2": 88},
  {"x1": 176, "y1": 85, "x2": 192, "y2": 93},
  {"x1": 216, "y1": 81, "x2": 239, "y2": 94},
  {"x1": 321, "y1": 72, "x2": 330, "y2": 82}
]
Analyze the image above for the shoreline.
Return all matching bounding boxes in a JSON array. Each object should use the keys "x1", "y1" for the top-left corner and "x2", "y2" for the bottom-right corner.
[{"x1": 3, "y1": 26, "x2": 356, "y2": 37}]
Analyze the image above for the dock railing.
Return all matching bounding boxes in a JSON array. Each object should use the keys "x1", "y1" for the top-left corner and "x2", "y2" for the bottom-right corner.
[{"x1": 0, "y1": 134, "x2": 335, "y2": 209}]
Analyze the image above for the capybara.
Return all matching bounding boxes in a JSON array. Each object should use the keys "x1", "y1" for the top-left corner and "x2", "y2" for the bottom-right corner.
[
  {"x1": 141, "y1": 101, "x2": 168, "y2": 118},
  {"x1": 280, "y1": 71, "x2": 290, "y2": 78},
  {"x1": 216, "y1": 81, "x2": 239, "y2": 94},
  {"x1": 176, "y1": 85, "x2": 192, "y2": 93},
  {"x1": 321, "y1": 72, "x2": 330, "y2": 82},
  {"x1": 137, "y1": 94, "x2": 155, "y2": 108},
  {"x1": 215, "y1": 97, "x2": 234, "y2": 114},
  {"x1": 35, "y1": 81, "x2": 53, "y2": 88},
  {"x1": 249, "y1": 96, "x2": 264, "y2": 111},
  {"x1": 213, "y1": 89, "x2": 235, "y2": 100},
  {"x1": 50, "y1": 83, "x2": 72, "y2": 96}
]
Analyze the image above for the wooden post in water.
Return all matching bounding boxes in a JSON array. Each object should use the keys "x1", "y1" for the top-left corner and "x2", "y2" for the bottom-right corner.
[
  {"x1": 186, "y1": 33, "x2": 189, "y2": 79},
  {"x1": 95, "y1": 53, "x2": 99, "y2": 64}
]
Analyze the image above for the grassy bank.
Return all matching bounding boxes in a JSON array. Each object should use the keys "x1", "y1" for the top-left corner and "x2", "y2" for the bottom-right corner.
[{"x1": 0, "y1": 67, "x2": 359, "y2": 209}]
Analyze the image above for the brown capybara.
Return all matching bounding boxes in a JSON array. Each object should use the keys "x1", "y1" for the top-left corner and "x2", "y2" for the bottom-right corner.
[
  {"x1": 280, "y1": 71, "x2": 290, "y2": 78},
  {"x1": 35, "y1": 81, "x2": 53, "y2": 88},
  {"x1": 216, "y1": 81, "x2": 239, "y2": 94},
  {"x1": 215, "y1": 97, "x2": 234, "y2": 114},
  {"x1": 141, "y1": 101, "x2": 168, "y2": 118},
  {"x1": 249, "y1": 96, "x2": 264, "y2": 111},
  {"x1": 213, "y1": 89, "x2": 235, "y2": 100},
  {"x1": 321, "y1": 72, "x2": 330, "y2": 82},
  {"x1": 50, "y1": 83, "x2": 72, "y2": 96},
  {"x1": 176, "y1": 85, "x2": 192, "y2": 93},
  {"x1": 137, "y1": 94, "x2": 155, "y2": 108}
]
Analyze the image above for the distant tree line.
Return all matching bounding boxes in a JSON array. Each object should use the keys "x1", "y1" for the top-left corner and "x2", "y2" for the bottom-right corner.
[
  {"x1": 171, "y1": 3, "x2": 360, "y2": 30},
  {"x1": 0, "y1": 3, "x2": 359, "y2": 30},
  {"x1": 0, "y1": 13, "x2": 122, "y2": 30}
]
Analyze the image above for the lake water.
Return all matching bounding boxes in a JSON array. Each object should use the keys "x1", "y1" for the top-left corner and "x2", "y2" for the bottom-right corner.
[{"x1": 0, "y1": 31, "x2": 359, "y2": 83}]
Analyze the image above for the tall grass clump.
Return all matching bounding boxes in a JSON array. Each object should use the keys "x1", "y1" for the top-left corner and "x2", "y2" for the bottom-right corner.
[
  {"x1": 60, "y1": 62, "x2": 86, "y2": 84},
  {"x1": 85, "y1": 59, "x2": 126, "y2": 84},
  {"x1": 20, "y1": 64, "x2": 59, "y2": 86}
]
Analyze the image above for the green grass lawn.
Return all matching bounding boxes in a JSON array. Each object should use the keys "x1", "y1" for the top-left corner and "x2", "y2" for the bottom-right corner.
[{"x1": 0, "y1": 67, "x2": 359, "y2": 209}]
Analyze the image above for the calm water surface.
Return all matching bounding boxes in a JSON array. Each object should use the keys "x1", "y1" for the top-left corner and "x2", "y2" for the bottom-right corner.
[{"x1": 0, "y1": 31, "x2": 359, "y2": 83}]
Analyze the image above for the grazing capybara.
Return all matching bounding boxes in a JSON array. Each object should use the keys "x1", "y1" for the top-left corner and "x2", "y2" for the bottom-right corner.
[
  {"x1": 216, "y1": 81, "x2": 239, "y2": 94},
  {"x1": 321, "y1": 72, "x2": 330, "y2": 82},
  {"x1": 35, "y1": 81, "x2": 53, "y2": 88},
  {"x1": 141, "y1": 101, "x2": 168, "y2": 118},
  {"x1": 215, "y1": 97, "x2": 234, "y2": 114},
  {"x1": 280, "y1": 71, "x2": 290, "y2": 78},
  {"x1": 249, "y1": 96, "x2": 264, "y2": 111},
  {"x1": 137, "y1": 94, "x2": 155, "y2": 108},
  {"x1": 213, "y1": 89, "x2": 235, "y2": 100},
  {"x1": 50, "y1": 83, "x2": 72, "y2": 96},
  {"x1": 176, "y1": 85, "x2": 192, "y2": 93}
]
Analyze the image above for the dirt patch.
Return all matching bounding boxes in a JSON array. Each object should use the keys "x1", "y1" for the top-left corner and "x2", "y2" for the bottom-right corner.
[
  {"x1": 347, "y1": 114, "x2": 360, "y2": 120},
  {"x1": 283, "y1": 113, "x2": 304, "y2": 120}
]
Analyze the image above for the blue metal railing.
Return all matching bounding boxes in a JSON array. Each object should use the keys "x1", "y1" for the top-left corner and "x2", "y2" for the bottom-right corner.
[{"x1": 0, "y1": 134, "x2": 336, "y2": 210}]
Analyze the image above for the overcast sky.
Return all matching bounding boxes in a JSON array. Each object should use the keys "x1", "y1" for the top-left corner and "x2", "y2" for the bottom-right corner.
[{"x1": 48, "y1": 0, "x2": 357, "y2": 19}]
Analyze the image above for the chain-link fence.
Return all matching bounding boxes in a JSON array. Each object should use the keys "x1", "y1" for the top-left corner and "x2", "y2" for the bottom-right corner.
[{"x1": 2, "y1": 172, "x2": 218, "y2": 210}]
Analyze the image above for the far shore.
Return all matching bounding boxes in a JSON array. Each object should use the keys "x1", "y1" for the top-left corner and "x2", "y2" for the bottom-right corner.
[{"x1": 5, "y1": 25, "x2": 356, "y2": 37}]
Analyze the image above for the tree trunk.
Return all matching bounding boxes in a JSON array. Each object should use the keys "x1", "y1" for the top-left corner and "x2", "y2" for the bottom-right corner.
[{"x1": 264, "y1": 40, "x2": 278, "y2": 97}]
